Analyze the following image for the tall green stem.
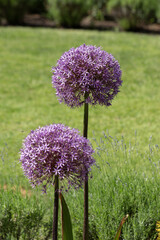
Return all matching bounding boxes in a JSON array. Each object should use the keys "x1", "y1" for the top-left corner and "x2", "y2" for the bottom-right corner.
[
  {"x1": 53, "y1": 175, "x2": 59, "y2": 240},
  {"x1": 83, "y1": 93, "x2": 89, "y2": 240}
]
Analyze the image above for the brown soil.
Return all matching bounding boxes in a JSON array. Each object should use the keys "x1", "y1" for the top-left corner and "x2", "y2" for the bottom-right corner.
[
  {"x1": 82, "y1": 18, "x2": 160, "y2": 34},
  {"x1": 24, "y1": 14, "x2": 56, "y2": 28},
  {"x1": 0, "y1": 184, "x2": 32, "y2": 197}
]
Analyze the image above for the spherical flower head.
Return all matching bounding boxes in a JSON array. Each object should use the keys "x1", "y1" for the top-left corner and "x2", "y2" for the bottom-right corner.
[
  {"x1": 20, "y1": 124, "x2": 95, "y2": 191},
  {"x1": 52, "y1": 44, "x2": 122, "y2": 108}
]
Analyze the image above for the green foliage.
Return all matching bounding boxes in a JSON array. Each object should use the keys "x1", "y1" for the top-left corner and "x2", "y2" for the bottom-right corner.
[
  {"x1": 1, "y1": 133, "x2": 160, "y2": 239},
  {"x1": 90, "y1": 0, "x2": 108, "y2": 20},
  {"x1": 27, "y1": 0, "x2": 47, "y2": 14},
  {"x1": 60, "y1": 193, "x2": 73, "y2": 240},
  {"x1": 0, "y1": 189, "x2": 53, "y2": 239},
  {"x1": 0, "y1": 0, "x2": 29, "y2": 24},
  {"x1": 107, "y1": 0, "x2": 160, "y2": 29},
  {"x1": 0, "y1": 0, "x2": 48, "y2": 24},
  {"x1": 65, "y1": 134, "x2": 160, "y2": 239},
  {"x1": 47, "y1": 0, "x2": 92, "y2": 27}
]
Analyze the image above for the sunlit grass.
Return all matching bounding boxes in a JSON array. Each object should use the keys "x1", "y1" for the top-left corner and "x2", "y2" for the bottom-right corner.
[{"x1": 0, "y1": 28, "x2": 160, "y2": 158}]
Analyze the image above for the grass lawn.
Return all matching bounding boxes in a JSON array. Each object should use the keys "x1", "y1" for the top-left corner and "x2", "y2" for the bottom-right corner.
[
  {"x1": 0, "y1": 27, "x2": 160, "y2": 239},
  {"x1": 0, "y1": 27, "x2": 160, "y2": 159}
]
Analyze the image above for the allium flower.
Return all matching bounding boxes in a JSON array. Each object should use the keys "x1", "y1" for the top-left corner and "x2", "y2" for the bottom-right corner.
[
  {"x1": 52, "y1": 44, "x2": 122, "y2": 108},
  {"x1": 20, "y1": 124, "x2": 95, "y2": 191}
]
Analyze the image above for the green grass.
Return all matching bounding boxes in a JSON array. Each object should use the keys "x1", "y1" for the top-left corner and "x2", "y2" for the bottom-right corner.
[
  {"x1": 0, "y1": 27, "x2": 160, "y2": 239},
  {"x1": 0, "y1": 28, "x2": 160, "y2": 157}
]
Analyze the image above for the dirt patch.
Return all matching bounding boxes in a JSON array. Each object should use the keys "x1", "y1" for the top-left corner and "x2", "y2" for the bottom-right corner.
[
  {"x1": 0, "y1": 184, "x2": 32, "y2": 197},
  {"x1": 1, "y1": 14, "x2": 160, "y2": 34},
  {"x1": 24, "y1": 14, "x2": 160, "y2": 34},
  {"x1": 24, "y1": 14, "x2": 56, "y2": 28}
]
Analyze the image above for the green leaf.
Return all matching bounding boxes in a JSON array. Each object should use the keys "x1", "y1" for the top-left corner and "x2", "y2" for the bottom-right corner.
[
  {"x1": 114, "y1": 214, "x2": 129, "y2": 240},
  {"x1": 59, "y1": 193, "x2": 73, "y2": 240}
]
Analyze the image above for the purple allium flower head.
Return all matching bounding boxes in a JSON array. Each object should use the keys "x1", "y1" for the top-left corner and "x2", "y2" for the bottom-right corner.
[
  {"x1": 52, "y1": 44, "x2": 122, "y2": 108},
  {"x1": 20, "y1": 124, "x2": 95, "y2": 191}
]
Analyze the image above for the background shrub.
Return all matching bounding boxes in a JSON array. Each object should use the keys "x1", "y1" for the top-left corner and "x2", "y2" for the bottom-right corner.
[
  {"x1": 28, "y1": 0, "x2": 47, "y2": 14},
  {"x1": 47, "y1": 0, "x2": 92, "y2": 27},
  {"x1": 0, "y1": 0, "x2": 48, "y2": 25},
  {"x1": 0, "y1": 0, "x2": 30, "y2": 25},
  {"x1": 107, "y1": 0, "x2": 160, "y2": 30},
  {"x1": 89, "y1": 0, "x2": 107, "y2": 21}
]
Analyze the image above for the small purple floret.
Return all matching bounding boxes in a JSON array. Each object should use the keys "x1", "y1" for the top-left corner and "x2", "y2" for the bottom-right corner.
[
  {"x1": 20, "y1": 124, "x2": 95, "y2": 191},
  {"x1": 52, "y1": 44, "x2": 122, "y2": 107}
]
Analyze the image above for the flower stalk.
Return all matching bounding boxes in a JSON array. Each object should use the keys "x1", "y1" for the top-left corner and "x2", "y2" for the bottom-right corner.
[
  {"x1": 53, "y1": 175, "x2": 59, "y2": 240},
  {"x1": 83, "y1": 92, "x2": 89, "y2": 240}
]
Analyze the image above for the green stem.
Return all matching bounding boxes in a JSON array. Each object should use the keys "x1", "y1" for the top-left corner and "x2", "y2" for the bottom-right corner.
[
  {"x1": 53, "y1": 175, "x2": 59, "y2": 240},
  {"x1": 83, "y1": 92, "x2": 89, "y2": 240}
]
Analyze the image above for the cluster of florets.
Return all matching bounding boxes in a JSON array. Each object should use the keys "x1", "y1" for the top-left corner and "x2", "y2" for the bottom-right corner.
[
  {"x1": 20, "y1": 124, "x2": 95, "y2": 191},
  {"x1": 52, "y1": 44, "x2": 122, "y2": 108}
]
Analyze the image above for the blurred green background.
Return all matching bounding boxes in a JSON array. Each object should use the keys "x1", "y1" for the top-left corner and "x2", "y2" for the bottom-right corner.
[{"x1": 0, "y1": 0, "x2": 160, "y2": 30}]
